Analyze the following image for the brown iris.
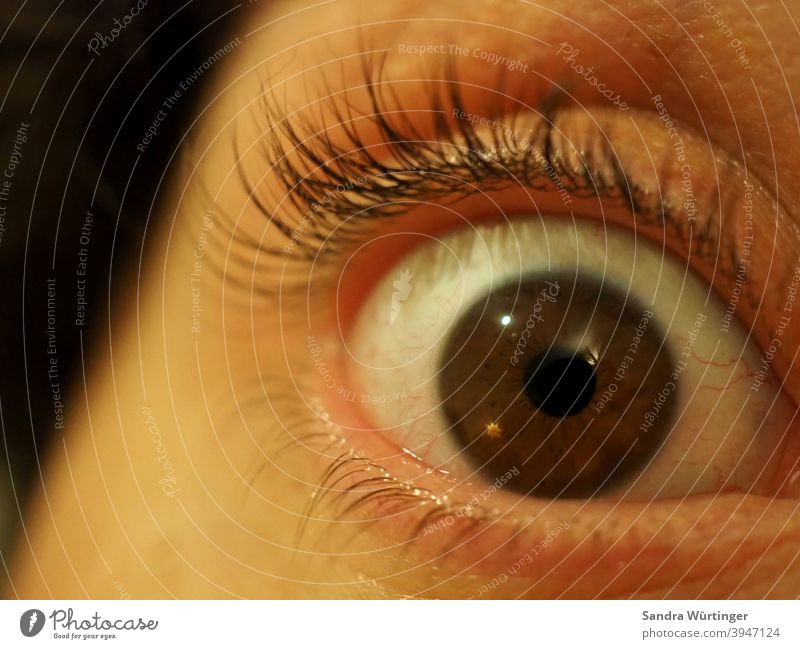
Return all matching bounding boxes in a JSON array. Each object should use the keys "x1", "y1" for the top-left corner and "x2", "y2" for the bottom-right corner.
[{"x1": 439, "y1": 274, "x2": 676, "y2": 498}]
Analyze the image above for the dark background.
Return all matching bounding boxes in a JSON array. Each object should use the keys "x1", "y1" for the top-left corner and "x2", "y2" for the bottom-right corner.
[{"x1": 0, "y1": 1, "x2": 239, "y2": 565}]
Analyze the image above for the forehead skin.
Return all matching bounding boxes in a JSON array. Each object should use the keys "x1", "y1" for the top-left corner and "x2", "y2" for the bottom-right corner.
[{"x1": 8, "y1": 0, "x2": 800, "y2": 599}]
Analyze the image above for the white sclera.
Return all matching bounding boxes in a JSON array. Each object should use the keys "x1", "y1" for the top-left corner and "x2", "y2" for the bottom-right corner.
[{"x1": 345, "y1": 215, "x2": 792, "y2": 499}]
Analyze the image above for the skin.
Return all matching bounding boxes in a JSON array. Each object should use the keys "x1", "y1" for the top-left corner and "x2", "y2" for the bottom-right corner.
[{"x1": 7, "y1": 0, "x2": 800, "y2": 598}]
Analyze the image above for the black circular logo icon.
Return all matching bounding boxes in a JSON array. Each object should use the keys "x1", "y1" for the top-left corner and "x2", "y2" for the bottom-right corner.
[{"x1": 20, "y1": 609, "x2": 45, "y2": 637}]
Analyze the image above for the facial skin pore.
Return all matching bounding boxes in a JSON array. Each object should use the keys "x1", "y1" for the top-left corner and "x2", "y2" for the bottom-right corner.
[{"x1": 8, "y1": 0, "x2": 800, "y2": 598}]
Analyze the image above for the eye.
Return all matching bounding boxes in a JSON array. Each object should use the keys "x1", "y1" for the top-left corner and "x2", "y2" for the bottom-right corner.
[
  {"x1": 243, "y1": 55, "x2": 800, "y2": 597},
  {"x1": 264, "y1": 89, "x2": 800, "y2": 515},
  {"x1": 342, "y1": 215, "x2": 793, "y2": 501}
]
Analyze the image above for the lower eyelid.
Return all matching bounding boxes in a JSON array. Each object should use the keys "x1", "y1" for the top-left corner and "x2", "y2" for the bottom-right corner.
[{"x1": 296, "y1": 438, "x2": 800, "y2": 597}]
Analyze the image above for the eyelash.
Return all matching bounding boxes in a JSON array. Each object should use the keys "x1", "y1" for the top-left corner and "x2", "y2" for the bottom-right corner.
[
  {"x1": 294, "y1": 436, "x2": 504, "y2": 550},
  {"x1": 236, "y1": 54, "x2": 692, "y2": 267}
]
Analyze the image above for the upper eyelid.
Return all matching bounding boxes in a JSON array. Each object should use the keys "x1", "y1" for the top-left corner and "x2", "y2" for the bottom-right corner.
[
  {"x1": 233, "y1": 64, "x2": 718, "y2": 266},
  {"x1": 222, "y1": 55, "x2": 798, "y2": 367}
]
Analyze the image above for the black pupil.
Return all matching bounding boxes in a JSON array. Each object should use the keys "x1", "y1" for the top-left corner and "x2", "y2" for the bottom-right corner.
[{"x1": 524, "y1": 353, "x2": 597, "y2": 418}]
